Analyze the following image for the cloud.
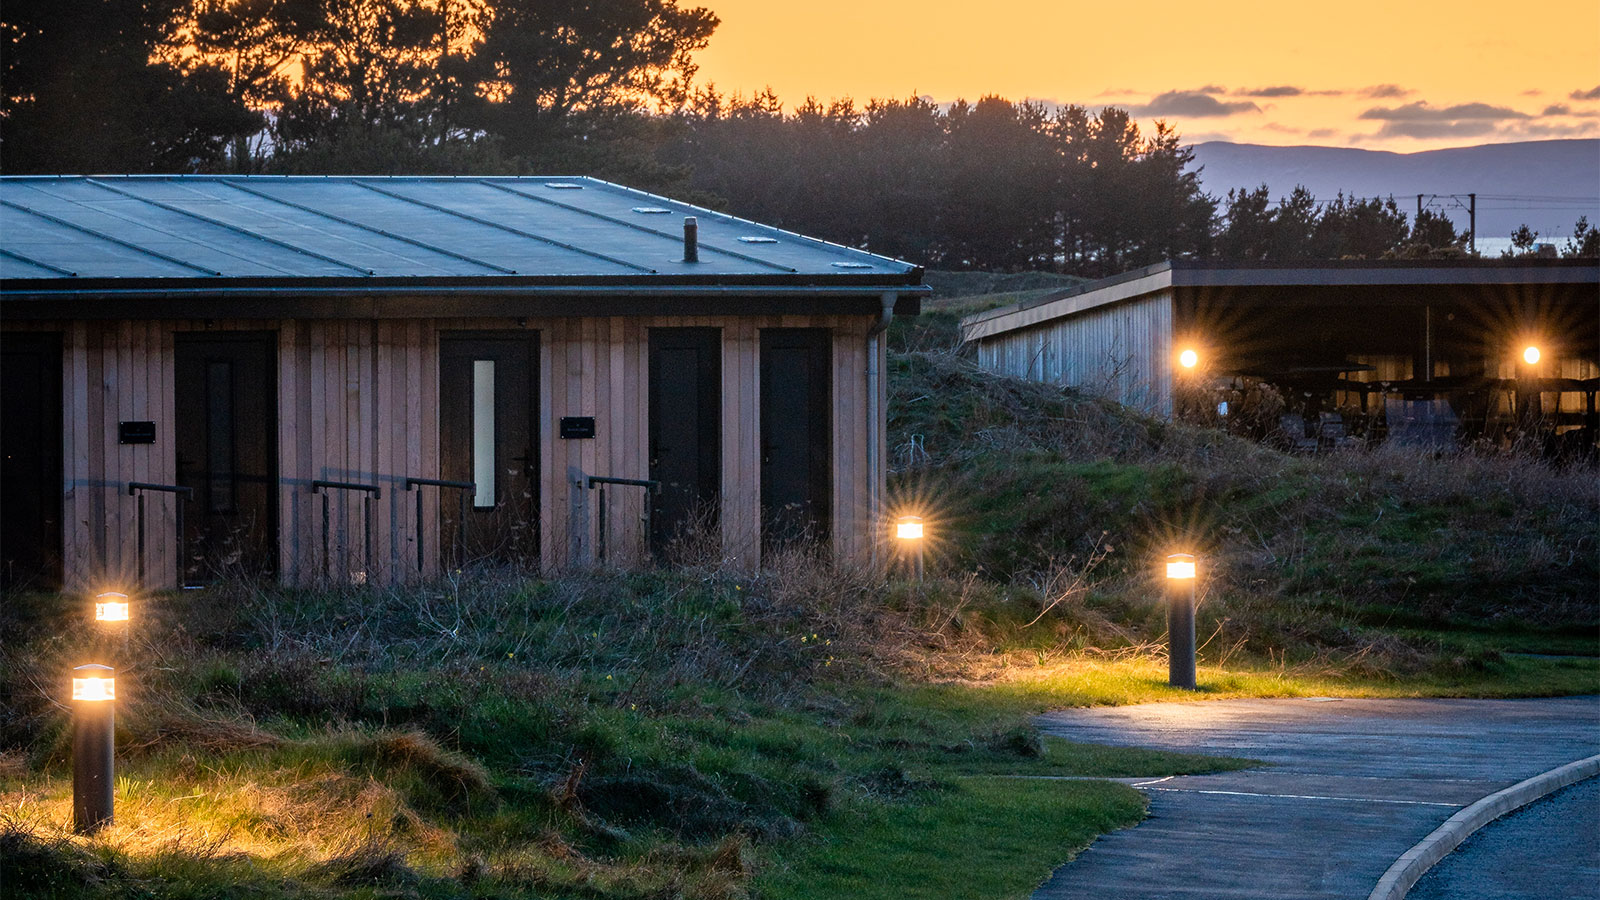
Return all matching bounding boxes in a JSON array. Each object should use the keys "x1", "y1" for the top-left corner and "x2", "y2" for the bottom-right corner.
[
  {"x1": 1237, "y1": 85, "x2": 1303, "y2": 97},
  {"x1": 1543, "y1": 104, "x2": 1572, "y2": 116},
  {"x1": 1261, "y1": 122, "x2": 1303, "y2": 133},
  {"x1": 1307, "y1": 128, "x2": 1338, "y2": 139},
  {"x1": 1514, "y1": 120, "x2": 1600, "y2": 138},
  {"x1": 1233, "y1": 85, "x2": 1344, "y2": 98},
  {"x1": 1358, "y1": 84, "x2": 1413, "y2": 99},
  {"x1": 1522, "y1": 89, "x2": 1543, "y2": 96},
  {"x1": 1192, "y1": 84, "x2": 1228, "y2": 95},
  {"x1": 1571, "y1": 86, "x2": 1600, "y2": 100},
  {"x1": 1359, "y1": 101, "x2": 1530, "y2": 122},
  {"x1": 1368, "y1": 120, "x2": 1499, "y2": 139},
  {"x1": 1134, "y1": 91, "x2": 1261, "y2": 117}
]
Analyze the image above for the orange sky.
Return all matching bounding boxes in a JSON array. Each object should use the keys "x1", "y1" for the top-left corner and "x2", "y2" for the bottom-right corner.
[{"x1": 691, "y1": 0, "x2": 1600, "y2": 151}]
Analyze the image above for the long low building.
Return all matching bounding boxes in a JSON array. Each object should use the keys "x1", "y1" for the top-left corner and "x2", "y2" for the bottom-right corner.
[
  {"x1": 0, "y1": 175, "x2": 926, "y2": 590},
  {"x1": 960, "y1": 259, "x2": 1599, "y2": 449}
]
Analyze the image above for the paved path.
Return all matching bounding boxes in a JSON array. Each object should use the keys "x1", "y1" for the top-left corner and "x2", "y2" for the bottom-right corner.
[
  {"x1": 1407, "y1": 776, "x2": 1600, "y2": 900},
  {"x1": 1030, "y1": 696, "x2": 1600, "y2": 900}
]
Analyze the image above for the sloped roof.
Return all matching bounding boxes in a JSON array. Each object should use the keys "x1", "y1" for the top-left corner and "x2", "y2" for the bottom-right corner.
[
  {"x1": 0, "y1": 175, "x2": 922, "y2": 290},
  {"x1": 961, "y1": 258, "x2": 1599, "y2": 342}
]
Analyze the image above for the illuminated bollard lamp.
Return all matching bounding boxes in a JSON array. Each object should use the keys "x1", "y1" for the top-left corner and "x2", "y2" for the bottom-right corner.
[
  {"x1": 1164, "y1": 554, "x2": 1198, "y2": 690},
  {"x1": 895, "y1": 515, "x2": 925, "y2": 582},
  {"x1": 72, "y1": 664, "x2": 116, "y2": 833},
  {"x1": 95, "y1": 590, "x2": 132, "y2": 652}
]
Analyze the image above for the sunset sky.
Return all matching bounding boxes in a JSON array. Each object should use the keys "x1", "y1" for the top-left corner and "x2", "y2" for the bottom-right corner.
[{"x1": 692, "y1": 0, "x2": 1600, "y2": 151}]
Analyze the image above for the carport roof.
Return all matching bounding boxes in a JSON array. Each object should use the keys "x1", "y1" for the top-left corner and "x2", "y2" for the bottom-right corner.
[
  {"x1": 0, "y1": 175, "x2": 924, "y2": 308},
  {"x1": 961, "y1": 259, "x2": 1599, "y2": 343}
]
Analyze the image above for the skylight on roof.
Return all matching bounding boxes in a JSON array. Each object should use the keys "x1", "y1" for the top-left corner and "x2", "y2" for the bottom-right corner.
[
  {"x1": 544, "y1": 182, "x2": 584, "y2": 190},
  {"x1": 737, "y1": 236, "x2": 779, "y2": 244},
  {"x1": 631, "y1": 206, "x2": 671, "y2": 214},
  {"x1": 831, "y1": 262, "x2": 873, "y2": 269}
]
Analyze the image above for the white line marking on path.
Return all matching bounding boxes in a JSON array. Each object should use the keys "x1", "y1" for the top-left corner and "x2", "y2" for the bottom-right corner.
[{"x1": 1144, "y1": 787, "x2": 1463, "y2": 807}]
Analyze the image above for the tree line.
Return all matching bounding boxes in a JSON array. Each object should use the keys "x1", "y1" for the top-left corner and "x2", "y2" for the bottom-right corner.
[{"x1": 5, "y1": 0, "x2": 1593, "y2": 272}]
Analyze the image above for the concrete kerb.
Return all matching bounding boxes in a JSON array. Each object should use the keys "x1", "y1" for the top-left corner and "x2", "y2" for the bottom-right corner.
[{"x1": 1366, "y1": 752, "x2": 1600, "y2": 900}]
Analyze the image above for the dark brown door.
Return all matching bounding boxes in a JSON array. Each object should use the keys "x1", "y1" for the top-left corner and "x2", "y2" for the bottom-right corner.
[
  {"x1": 649, "y1": 328, "x2": 721, "y2": 557},
  {"x1": 760, "y1": 328, "x2": 831, "y2": 549},
  {"x1": 175, "y1": 333, "x2": 278, "y2": 583},
  {"x1": 440, "y1": 333, "x2": 539, "y2": 567},
  {"x1": 1, "y1": 333, "x2": 63, "y2": 589}
]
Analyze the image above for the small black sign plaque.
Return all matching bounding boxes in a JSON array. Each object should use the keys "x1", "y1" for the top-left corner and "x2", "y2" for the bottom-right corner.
[
  {"x1": 560, "y1": 416, "x2": 596, "y2": 439},
  {"x1": 118, "y1": 421, "x2": 157, "y2": 444}
]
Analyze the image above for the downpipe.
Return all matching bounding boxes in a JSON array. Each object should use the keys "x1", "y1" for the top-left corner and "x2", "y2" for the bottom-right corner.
[{"x1": 866, "y1": 292, "x2": 896, "y2": 568}]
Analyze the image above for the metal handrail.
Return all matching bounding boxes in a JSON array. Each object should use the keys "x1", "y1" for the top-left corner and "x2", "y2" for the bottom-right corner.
[
  {"x1": 312, "y1": 479, "x2": 381, "y2": 583},
  {"x1": 126, "y1": 482, "x2": 193, "y2": 589},
  {"x1": 585, "y1": 475, "x2": 659, "y2": 490},
  {"x1": 404, "y1": 477, "x2": 475, "y2": 573},
  {"x1": 585, "y1": 475, "x2": 659, "y2": 565},
  {"x1": 312, "y1": 479, "x2": 381, "y2": 498}
]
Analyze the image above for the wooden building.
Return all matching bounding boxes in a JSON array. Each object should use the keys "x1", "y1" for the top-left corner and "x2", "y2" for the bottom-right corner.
[
  {"x1": 961, "y1": 260, "x2": 1599, "y2": 448},
  {"x1": 0, "y1": 175, "x2": 925, "y2": 590}
]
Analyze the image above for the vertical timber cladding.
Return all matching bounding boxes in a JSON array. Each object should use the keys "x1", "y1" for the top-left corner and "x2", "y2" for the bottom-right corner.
[
  {"x1": 978, "y1": 290, "x2": 1175, "y2": 417},
  {"x1": 5, "y1": 312, "x2": 884, "y2": 585},
  {"x1": 277, "y1": 319, "x2": 438, "y2": 586},
  {"x1": 0, "y1": 332, "x2": 64, "y2": 588},
  {"x1": 759, "y1": 328, "x2": 833, "y2": 551},
  {"x1": 174, "y1": 333, "x2": 279, "y2": 584},
  {"x1": 648, "y1": 328, "x2": 721, "y2": 559},
  {"x1": 535, "y1": 314, "x2": 877, "y2": 571}
]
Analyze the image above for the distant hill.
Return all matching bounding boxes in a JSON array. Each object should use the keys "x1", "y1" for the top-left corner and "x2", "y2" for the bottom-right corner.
[{"x1": 1188, "y1": 139, "x2": 1600, "y2": 241}]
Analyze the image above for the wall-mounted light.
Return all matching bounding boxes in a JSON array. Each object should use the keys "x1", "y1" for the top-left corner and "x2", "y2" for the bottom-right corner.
[
  {"x1": 1522, "y1": 345, "x2": 1541, "y2": 365},
  {"x1": 71, "y1": 664, "x2": 116, "y2": 833},
  {"x1": 1163, "y1": 554, "x2": 1198, "y2": 690},
  {"x1": 1179, "y1": 349, "x2": 1199, "y2": 370}
]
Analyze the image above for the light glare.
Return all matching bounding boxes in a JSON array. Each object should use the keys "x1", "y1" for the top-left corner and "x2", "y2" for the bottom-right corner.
[
  {"x1": 1179, "y1": 349, "x2": 1198, "y2": 369},
  {"x1": 895, "y1": 517, "x2": 924, "y2": 540},
  {"x1": 95, "y1": 592, "x2": 130, "y2": 622},
  {"x1": 1166, "y1": 556, "x2": 1196, "y2": 579},
  {"x1": 72, "y1": 676, "x2": 115, "y2": 701},
  {"x1": 1522, "y1": 345, "x2": 1540, "y2": 365}
]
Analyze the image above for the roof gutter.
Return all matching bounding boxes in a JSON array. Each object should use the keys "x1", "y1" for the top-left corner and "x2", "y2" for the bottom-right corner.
[{"x1": 0, "y1": 282, "x2": 929, "y2": 321}]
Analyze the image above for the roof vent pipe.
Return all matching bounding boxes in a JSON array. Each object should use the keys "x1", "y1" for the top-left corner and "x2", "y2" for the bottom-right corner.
[{"x1": 683, "y1": 217, "x2": 699, "y2": 263}]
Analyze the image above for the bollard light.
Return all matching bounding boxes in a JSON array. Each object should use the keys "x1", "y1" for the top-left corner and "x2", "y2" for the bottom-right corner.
[
  {"x1": 72, "y1": 669, "x2": 116, "y2": 701},
  {"x1": 94, "y1": 591, "x2": 130, "y2": 623},
  {"x1": 895, "y1": 515, "x2": 926, "y2": 582},
  {"x1": 1522, "y1": 345, "x2": 1541, "y2": 365},
  {"x1": 1163, "y1": 554, "x2": 1198, "y2": 691},
  {"x1": 1178, "y1": 348, "x2": 1199, "y2": 370},
  {"x1": 71, "y1": 663, "x2": 116, "y2": 833}
]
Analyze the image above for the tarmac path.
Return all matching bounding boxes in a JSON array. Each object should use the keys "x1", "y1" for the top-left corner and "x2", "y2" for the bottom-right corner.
[
  {"x1": 1406, "y1": 775, "x2": 1599, "y2": 900},
  {"x1": 1029, "y1": 695, "x2": 1600, "y2": 900}
]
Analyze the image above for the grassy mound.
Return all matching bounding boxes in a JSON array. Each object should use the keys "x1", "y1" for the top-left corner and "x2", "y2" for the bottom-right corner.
[{"x1": 888, "y1": 349, "x2": 1599, "y2": 664}]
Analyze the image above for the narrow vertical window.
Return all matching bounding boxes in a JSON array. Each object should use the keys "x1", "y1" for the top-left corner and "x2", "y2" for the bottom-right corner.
[
  {"x1": 206, "y1": 360, "x2": 234, "y2": 513},
  {"x1": 473, "y1": 360, "x2": 495, "y2": 508}
]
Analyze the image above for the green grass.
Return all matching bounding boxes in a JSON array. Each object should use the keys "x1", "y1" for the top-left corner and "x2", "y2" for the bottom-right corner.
[
  {"x1": 761, "y1": 777, "x2": 1142, "y2": 900},
  {"x1": 4, "y1": 331, "x2": 1597, "y2": 899}
]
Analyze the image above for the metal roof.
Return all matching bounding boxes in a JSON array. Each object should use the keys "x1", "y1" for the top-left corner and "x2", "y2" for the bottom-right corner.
[
  {"x1": 0, "y1": 175, "x2": 923, "y2": 290},
  {"x1": 961, "y1": 258, "x2": 1600, "y2": 343}
]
